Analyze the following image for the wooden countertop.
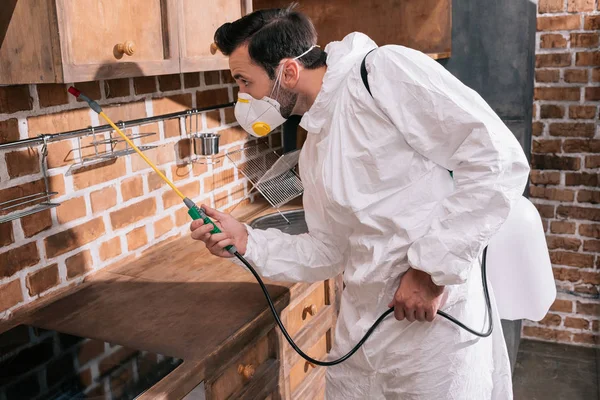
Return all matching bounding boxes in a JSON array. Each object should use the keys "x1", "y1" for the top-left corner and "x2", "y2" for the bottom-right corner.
[{"x1": 17, "y1": 197, "x2": 305, "y2": 399}]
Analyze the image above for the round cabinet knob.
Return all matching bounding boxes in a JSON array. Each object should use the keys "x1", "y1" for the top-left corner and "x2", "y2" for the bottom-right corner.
[
  {"x1": 210, "y1": 42, "x2": 219, "y2": 55},
  {"x1": 302, "y1": 304, "x2": 318, "y2": 319},
  {"x1": 116, "y1": 41, "x2": 136, "y2": 56},
  {"x1": 237, "y1": 364, "x2": 256, "y2": 380}
]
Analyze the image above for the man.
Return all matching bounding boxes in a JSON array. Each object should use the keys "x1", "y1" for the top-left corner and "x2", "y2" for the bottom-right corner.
[{"x1": 190, "y1": 6, "x2": 530, "y2": 399}]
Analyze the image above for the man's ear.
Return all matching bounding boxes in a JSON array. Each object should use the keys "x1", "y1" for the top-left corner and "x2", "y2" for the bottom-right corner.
[{"x1": 281, "y1": 60, "x2": 301, "y2": 90}]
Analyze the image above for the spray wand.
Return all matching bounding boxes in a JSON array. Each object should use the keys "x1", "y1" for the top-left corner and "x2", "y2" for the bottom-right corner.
[{"x1": 69, "y1": 87, "x2": 493, "y2": 367}]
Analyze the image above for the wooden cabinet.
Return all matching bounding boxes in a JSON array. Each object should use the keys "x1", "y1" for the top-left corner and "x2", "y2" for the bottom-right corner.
[
  {"x1": 0, "y1": 0, "x2": 180, "y2": 84},
  {"x1": 178, "y1": 0, "x2": 252, "y2": 73},
  {"x1": 192, "y1": 277, "x2": 342, "y2": 400}
]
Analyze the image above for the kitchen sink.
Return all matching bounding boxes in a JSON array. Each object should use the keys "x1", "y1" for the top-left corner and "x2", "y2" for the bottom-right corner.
[{"x1": 249, "y1": 209, "x2": 308, "y2": 235}]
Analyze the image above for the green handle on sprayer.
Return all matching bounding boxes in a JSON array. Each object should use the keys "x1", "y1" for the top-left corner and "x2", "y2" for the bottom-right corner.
[{"x1": 186, "y1": 199, "x2": 236, "y2": 254}]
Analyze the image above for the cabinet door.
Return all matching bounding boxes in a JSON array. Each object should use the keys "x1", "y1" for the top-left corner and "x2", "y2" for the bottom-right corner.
[
  {"x1": 55, "y1": 0, "x2": 180, "y2": 82},
  {"x1": 178, "y1": 0, "x2": 252, "y2": 72}
]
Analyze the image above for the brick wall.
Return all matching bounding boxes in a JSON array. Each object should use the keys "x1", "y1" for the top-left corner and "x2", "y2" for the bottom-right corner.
[
  {"x1": 0, "y1": 72, "x2": 278, "y2": 319},
  {"x1": 526, "y1": 0, "x2": 599, "y2": 346}
]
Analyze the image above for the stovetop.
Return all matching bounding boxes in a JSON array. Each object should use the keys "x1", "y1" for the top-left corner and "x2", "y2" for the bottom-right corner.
[{"x1": 0, "y1": 324, "x2": 183, "y2": 400}]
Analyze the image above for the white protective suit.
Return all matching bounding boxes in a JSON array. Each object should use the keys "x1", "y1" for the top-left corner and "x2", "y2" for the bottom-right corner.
[{"x1": 240, "y1": 33, "x2": 530, "y2": 399}]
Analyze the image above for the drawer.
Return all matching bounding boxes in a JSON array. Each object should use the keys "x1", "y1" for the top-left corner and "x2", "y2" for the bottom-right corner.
[
  {"x1": 208, "y1": 333, "x2": 275, "y2": 400},
  {"x1": 289, "y1": 332, "x2": 329, "y2": 394},
  {"x1": 286, "y1": 282, "x2": 328, "y2": 338}
]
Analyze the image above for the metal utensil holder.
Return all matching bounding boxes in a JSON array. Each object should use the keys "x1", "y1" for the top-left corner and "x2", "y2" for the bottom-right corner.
[
  {"x1": 69, "y1": 123, "x2": 157, "y2": 173},
  {"x1": 186, "y1": 110, "x2": 221, "y2": 165},
  {"x1": 226, "y1": 142, "x2": 303, "y2": 222},
  {"x1": 0, "y1": 137, "x2": 60, "y2": 224}
]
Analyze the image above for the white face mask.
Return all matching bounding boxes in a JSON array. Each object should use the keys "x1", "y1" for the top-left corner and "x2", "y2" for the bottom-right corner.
[{"x1": 234, "y1": 45, "x2": 318, "y2": 137}]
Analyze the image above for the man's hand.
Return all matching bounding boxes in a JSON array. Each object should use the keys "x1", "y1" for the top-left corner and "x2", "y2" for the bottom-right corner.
[
  {"x1": 189, "y1": 205, "x2": 248, "y2": 258},
  {"x1": 388, "y1": 268, "x2": 445, "y2": 322}
]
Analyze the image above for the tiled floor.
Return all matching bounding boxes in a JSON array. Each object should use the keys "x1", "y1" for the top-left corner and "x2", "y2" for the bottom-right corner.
[{"x1": 513, "y1": 340, "x2": 599, "y2": 400}]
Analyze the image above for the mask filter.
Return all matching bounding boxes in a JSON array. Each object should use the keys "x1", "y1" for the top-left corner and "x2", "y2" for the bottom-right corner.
[{"x1": 234, "y1": 45, "x2": 318, "y2": 137}]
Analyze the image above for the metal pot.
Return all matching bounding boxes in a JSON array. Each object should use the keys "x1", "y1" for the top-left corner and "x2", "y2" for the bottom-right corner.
[{"x1": 193, "y1": 133, "x2": 220, "y2": 156}]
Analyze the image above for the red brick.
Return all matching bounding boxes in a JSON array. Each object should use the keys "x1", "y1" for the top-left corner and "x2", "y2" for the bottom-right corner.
[
  {"x1": 44, "y1": 218, "x2": 105, "y2": 258},
  {"x1": 5, "y1": 148, "x2": 40, "y2": 178},
  {"x1": 567, "y1": 0, "x2": 594, "y2": 11},
  {"x1": 0, "y1": 280, "x2": 23, "y2": 312},
  {"x1": 540, "y1": 34, "x2": 567, "y2": 49},
  {"x1": 204, "y1": 71, "x2": 221, "y2": 86},
  {"x1": 558, "y1": 205, "x2": 600, "y2": 221},
  {"x1": 197, "y1": 88, "x2": 229, "y2": 108},
  {"x1": 536, "y1": 53, "x2": 571, "y2": 68},
  {"x1": 163, "y1": 181, "x2": 199, "y2": 209},
  {"x1": 0, "y1": 179, "x2": 46, "y2": 216},
  {"x1": 72, "y1": 158, "x2": 127, "y2": 190},
  {"x1": 110, "y1": 198, "x2": 156, "y2": 230},
  {"x1": 0, "y1": 85, "x2": 32, "y2": 114},
  {"x1": 154, "y1": 216, "x2": 174, "y2": 238},
  {"x1": 553, "y1": 267, "x2": 581, "y2": 282},
  {"x1": 139, "y1": 123, "x2": 160, "y2": 144},
  {"x1": 530, "y1": 171, "x2": 561, "y2": 185},
  {"x1": 550, "y1": 299, "x2": 573, "y2": 313},
  {"x1": 224, "y1": 107, "x2": 236, "y2": 124},
  {"x1": 532, "y1": 154, "x2": 581, "y2": 171},
  {"x1": 576, "y1": 51, "x2": 600, "y2": 67},
  {"x1": 523, "y1": 326, "x2": 571, "y2": 342},
  {"x1": 175, "y1": 138, "x2": 192, "y2": 160},
  {"x1": 163, "y1": 118, "x2": 181, "y2": 138},
  {"x1": 546, "y1": 236, "x2": 581, "y2": 251},
  {"x1": 549, "y1": 122, "x2": 595, "y2": 138},
  {"x1": 171, "y1": 164, "x2": 192, "y2": 182},
  {"x1": 572, "y1": 333, "x2": 599, "y2": 345},
  {"x1": 578, "y1": 190, "x2": 600, "y2": 204},
  {"x1": 540, "y1": 0, "x2": 564, "y2": 12},
  {"x1": 571, "y1": 32, "x2": 599, "y2": 48},
  {"x1": 90, "y1": 186, "x2": 118, "y2": 213},
  {"x1": 206, "y1": 110, "x2": 222, "y2": 129},
  {"x1": 568, "y1": 105, "x2": 596, "y2": 119},
  {"x1": 175, "y1": 206, "x2": 191, "y2": 227},
  {"x1": 566, "y1": 172, "x2": 598, "y2": 186},
  {"x1": 147, "y1": 169, "x2": 168, "y2": 191},
  {"x1": 121, "y1": 176, "x2": 144, "y2": 201},
  {"x1": 99, "y1": 237, "x2": 121, "y2": 261},
  {"x1": 563, "y1": 69, "x2": 588, "y2": 83},
  {"x1": 539, "y1": 105, "x2": 564, "y2": 119},
  {"x1": 131, "y1": 146, "x2": 175, "y2": 172},
  {"x1": 532, "y1": 139, "x2": 561, "y2": 153},
  {"x1": 585, "y1": 87, "x2": 600, "y2": 101},
  {"x1": 0, "y1": 119, "x2": 19, "y2": 144},
  {"x1": 531, "y1": 186, "x2": 575, "y2": 202},
  {"x1": 0, "y1": 242, "x2": 39, "y2": 278},
  {"x1": 45, "y1": 140, "x2": 74, "y2": 169},
  {"x1": 56, "y1": 196, "x2": 87, "y2": 224},
  {"x1": 0, "y1": 222, "x2": 14, "y2": 247},
  {"x1": 532, "y1": 121, "x2": 544, "y2": 136},
  {"x1": 574, "y1": 284, "x2": 599, "y2": 296},
  {"x1": 539, "y1": 313, "x2": 562, "y2": 326},
  {"x1": 28, "y1": 108, "x2": 90, "y2": 137},
  {"x1": 222, "y1": 70, "x2": 236, "y2": 84},
  {"x1": 576, "y1": 301, "x2": 600, "y2": 316},
  {"x1": 594, "y1": 320, "x2": 599, "y2": 332},
  {"x1": 37, "y1": 84, "x2": 68, "y2": 108},
  {"x1": 219, "y1": 127, "x2": 246, "y2": 146},
  {"x1": 134, "y1": 76, "x2": 156, "y2": 95},
  {"x1": 593, "y1": 68, "x2": 600, "y2": 82},
  {"x1": 584, "y1": 15, "x2": 600, "y2": 30},
  {"x1": 537, "y1": 15, "x2": 581, "y2": 31},
  {"x1": 581, "y1": 271, "x2": 600, "y2": 285},
  {"x1": 542, "y1": 218, "x2": 549, "y2": 232},
  {"x1": 583, "y1": 240, "x2": 600, "y2": 252},
  {"x1": 104, "y1": 78, "x2": 130, "y2": 98},
  {"x1": 26, "y1": 264, "x2": 59, "y2": 296},
  {"x1": 78, "y1": 339, "x2": 105, "y2": 366},
  {"x1": 564, "y1": 317, "x2": 589, "y2": 330},
  {"x1": 20, "y1": 208, "x2": 52, "y2": 238},
  {"x1": 74, "y1": 81, "x2": 101, "y2": 101},
  {"x1": 231, "y1": 183, "x2": 246, "y2": 201},
  {"x1": 563, "y1": 139, "x2": 600, "y2": 153},
  {"x1": 551, "y1": 251, "x2": 594, "y2": 268},
  {"x1": 534, "y1": 203, "x2": 556, "y2": 218},
  {"x1": 534, "y1": 87, "x2": 580, "y2": 101},
  {"x1": 65, "y1": 250, "x2": 93, "y2": 279},
  {"x1": 153, "y1": 94, "x2": 193, "y2": 115},
  {"x1": 184, "y1": 73, "x2": 200, "y2": 88},
  {"x1": 158, "y1": 74, "x2": 181, "y2": 92},
  {"x1": 586, "y1": 155, "x2": 600, "y2": 169},
  {"x1": 126, "y1": 226, "x2": 148, "y2": 251},
  {"x1": 579, "y1": 223, "x2": 600, "y2": 238}
]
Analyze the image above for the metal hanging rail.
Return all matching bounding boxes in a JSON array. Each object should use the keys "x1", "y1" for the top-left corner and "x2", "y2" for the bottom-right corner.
[{"x1": 0, "y1": 102, "x2": 235, "y2": 151}]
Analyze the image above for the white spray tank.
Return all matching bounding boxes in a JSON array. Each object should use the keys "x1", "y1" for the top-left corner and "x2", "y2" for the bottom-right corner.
[{"x1": 486, "y1": 195, "x2": 556, "y2": 321}]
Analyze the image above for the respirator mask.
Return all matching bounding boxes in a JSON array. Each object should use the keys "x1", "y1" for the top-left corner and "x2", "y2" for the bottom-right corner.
[{"x1": 234, "y1": 45, "x2": 318, "y2": 137}]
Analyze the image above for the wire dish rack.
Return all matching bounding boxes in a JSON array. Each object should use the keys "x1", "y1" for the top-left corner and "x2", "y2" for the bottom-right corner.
[
  {"x1": 0, "y1": 137, "x2": 60, "y2": 224},
  {"x1": 226, "y1": 142, "x2": 303, "y2": 222}
]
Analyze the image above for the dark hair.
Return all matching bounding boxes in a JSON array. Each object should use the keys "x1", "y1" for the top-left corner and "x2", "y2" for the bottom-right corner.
[{"x1": 214, "y1": 4, "x2": 327, "y2": 79}]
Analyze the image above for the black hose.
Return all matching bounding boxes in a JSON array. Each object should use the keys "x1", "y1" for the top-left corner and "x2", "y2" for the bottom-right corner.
[{"x1": 233, "y1": 246, "x2": 492, "y2": 367}]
